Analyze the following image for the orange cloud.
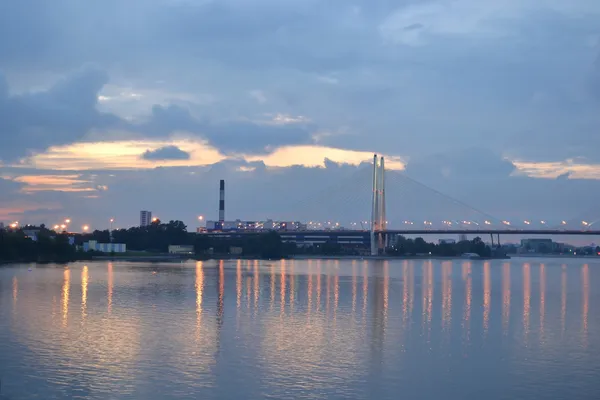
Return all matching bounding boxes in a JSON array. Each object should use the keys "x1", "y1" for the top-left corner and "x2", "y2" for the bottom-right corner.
[
  {"x1": 14, "y1": 175, "x2": 97, "y2": 192},
  {"x1": 244, "y1": 145, "x2": 405, "y2": 170},
  {"x1": 511, "y1": 159, "x2": 600, "y2": 179},
  {"x1": 15, "y1": 139, "x2": 406, "y2": 172}
]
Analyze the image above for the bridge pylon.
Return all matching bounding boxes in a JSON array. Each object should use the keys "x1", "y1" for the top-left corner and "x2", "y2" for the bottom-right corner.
[{"x1": 371, "y1": 154, "x2": 387, "y2": 255}]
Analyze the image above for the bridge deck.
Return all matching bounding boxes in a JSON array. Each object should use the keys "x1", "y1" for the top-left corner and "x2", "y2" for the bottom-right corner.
[{"x1": 205, "y1": 229, "x2": 600, "y2": 236}]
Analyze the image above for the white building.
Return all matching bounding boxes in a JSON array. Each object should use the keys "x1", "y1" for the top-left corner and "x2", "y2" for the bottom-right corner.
[
  {"x1": 83, "y1": 240, "x2": 126, "y2": 253},
  {"x1": 168, "y1": 245, "x2": 194, "y2": 254},
  {"x1": 140, "y1": 210, "x2": 152, "y2": 227}
]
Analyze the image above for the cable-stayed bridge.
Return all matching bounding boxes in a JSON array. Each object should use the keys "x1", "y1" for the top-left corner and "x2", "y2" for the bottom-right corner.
[{"x1": 218, "y1": 154, "x2": 600, "y2": 255}]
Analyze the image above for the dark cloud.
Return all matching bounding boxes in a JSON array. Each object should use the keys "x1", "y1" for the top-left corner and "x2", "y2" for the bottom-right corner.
[
  {"x1": 141, "y1": 145, "x2": 191, "y2": 161},
  {"x1": 0, "y1": 70, "x2": 315, "y2": 160},
  {"x1": 405, "y1": 148, "x2": 516, "y2": 180},
  {"x1": 140, "y1": 104, "x2": 314, "y2": 153},
  {"x1": 0, "y1": 65, "x2": 120, "y2": 161}
]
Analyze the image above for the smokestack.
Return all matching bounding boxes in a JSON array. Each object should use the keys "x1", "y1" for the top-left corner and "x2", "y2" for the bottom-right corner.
[{"x1": 219, "y1": 179, "x2": 225, "y2": 222}]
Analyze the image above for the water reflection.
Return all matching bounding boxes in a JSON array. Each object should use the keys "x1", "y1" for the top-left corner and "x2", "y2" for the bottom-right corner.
[
  {"x1": 195, "y1": 261, "x2": 204, "y2": 338},
  {"x1": 270, "y1": 263, "x2": 276, "y2": 311},
  {"x1": 236, "y1": 260, "x2": 242, "y2": 310},
  {"x1": 561, "y1": 266, "x2": 567, "y2": 338},
  {"x1": 280, "y1": 260, "x2": 286, "y2": 316},
  {"x1": 62, "y1": 268, "x2": 70, "y2": 327},
  {"x1": 82, "y1": 265, "x2": 89, "y2": 321},
  {"x1": 502, "y1": 263, "x2": 510, "y2": 335},
  {"x1": 217, "y1": 260, "x2": 224, "y2": 326},
  {"x1": 362, "y1": 262, "x2": 368, "y2": 319},
  {"x1": 402, "y1": 262, "x2": 409, "y2": 329},
  {"x1": 107, "y1": 262, "x2": 113, "y2": 314},
  {"x1": 582, "y1": 264, "x2": 589, "y2": 346},
  {"x1": 539, "y1": 264, "x2": 546, "y2": 340},
  {"x1": 1, "y1": 259, "x2": 598, "y2": 400},
  {"x1": 441, "y1": 261, "x2": 452, "y2": 333},
  {"x1": 12, "y1": 276, "x2": 18, "y2": 310},
  {"x1": 523, "y1": 263, "x2": 531, "y2": 341},
  {"x1": 483, "y1": 262, "x2": 491, "y2": 335},
  {"x1": 352, "y1": 262, "x2": 357, "y2": 314},
  {"x1": 462, "y1": 262, "x2": 472, "y2": 345},
  {"x1": 253, "y1": 260, "x2": 259, "y2": 312}
]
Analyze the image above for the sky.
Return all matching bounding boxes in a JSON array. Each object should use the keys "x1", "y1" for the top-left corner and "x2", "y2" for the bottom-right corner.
[{"x1": 1, "y1": 0, "x2": 600, "y2": 232}]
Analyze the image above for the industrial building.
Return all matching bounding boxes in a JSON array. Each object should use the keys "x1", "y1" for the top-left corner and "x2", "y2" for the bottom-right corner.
[
  {"x1": 83, "y1": 240, "x2": 126, "y2": 253},
  {"x1": 203, "y1": 219, "x2": 307, "y2": 232},
  {"x1": 200, "y1": 179, "x2": 309, "y2": 233},
  {"x1": 203, "y1": 231, "x2": 371, "y2": 249},
  {"x1": 140, "y1": 210, "x2": 152, "y2": 227}
]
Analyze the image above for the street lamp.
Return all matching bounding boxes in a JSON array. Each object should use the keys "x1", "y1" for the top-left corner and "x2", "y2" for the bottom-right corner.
[{"x1": 82, "y1": 225, "x2": 89, "y2": 232}]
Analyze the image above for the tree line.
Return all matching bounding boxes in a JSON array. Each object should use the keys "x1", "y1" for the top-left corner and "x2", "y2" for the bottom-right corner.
[{"x1": 0, "y1": 227, "x2": 76, "y2": 263}]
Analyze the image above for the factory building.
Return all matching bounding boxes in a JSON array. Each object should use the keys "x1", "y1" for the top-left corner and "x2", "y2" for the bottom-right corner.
[{"x1": 201, "y1": 179, "x2": 308, "y2": 233}]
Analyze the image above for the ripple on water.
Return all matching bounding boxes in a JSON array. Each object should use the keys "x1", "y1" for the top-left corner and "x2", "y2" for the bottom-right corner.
[{"x1": 0, "y1": 259, "x2": 598, "y2": 399}]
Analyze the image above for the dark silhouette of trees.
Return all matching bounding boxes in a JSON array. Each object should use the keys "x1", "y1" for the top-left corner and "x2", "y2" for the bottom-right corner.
[
  {"x1": 0, "y1": 229, "x2": 76, "y2": 262},
  {"x1": 194, "y1": 231, "x2": 293, "y2": 259},
  {"x1": 388, "y1": 236, "x2": 491, "y2": 257}
]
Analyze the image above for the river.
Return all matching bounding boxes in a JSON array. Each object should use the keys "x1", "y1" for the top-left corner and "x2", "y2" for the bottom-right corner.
[{"x1": 0, "y1": 259, "x2": 598, "y2": 399}]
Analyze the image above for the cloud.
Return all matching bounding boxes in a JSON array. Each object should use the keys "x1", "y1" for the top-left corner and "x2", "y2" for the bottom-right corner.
[
  {"x1": 17, "y1": 139, "x2": 403, "y2": 171},
  {"x1": 0, "y1": 65, "x2": 119, "y2": 161},
  {"x1": 141, "y1": 145, "x2": 191, "y2": 161},
  {"x1": 139, "y1": 104, "x2": 315, "y2": 152},
  {"x1": 405, "y1": 148, "x2": 516, "y2": 179},
  {"x1": 2, "y1": 0, "x2": 600, "y2": 230}
]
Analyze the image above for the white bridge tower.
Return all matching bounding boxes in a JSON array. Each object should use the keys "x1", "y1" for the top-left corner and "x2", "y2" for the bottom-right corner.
[{"x1": 370, "y1": 154, "x2": 387, "y2": 256}]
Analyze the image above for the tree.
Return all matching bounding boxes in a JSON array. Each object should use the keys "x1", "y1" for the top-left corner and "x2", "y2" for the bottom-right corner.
[{"x1": 321, "y1": 240, "x2": 342, "y2": 255}]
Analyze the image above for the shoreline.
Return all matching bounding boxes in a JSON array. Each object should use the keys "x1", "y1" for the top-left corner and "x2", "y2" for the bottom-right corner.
[
  {"x1": 4, "y1": 253, "x2": 600, "y2": 266},
  {"x1": 290, "y1": 255, "x2": 511, "y2": 261}
]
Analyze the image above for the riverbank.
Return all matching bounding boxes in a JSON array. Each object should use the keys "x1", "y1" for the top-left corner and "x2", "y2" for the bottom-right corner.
[{"x1": 512, "y1": 254, "x2": 600, "y2": 259}]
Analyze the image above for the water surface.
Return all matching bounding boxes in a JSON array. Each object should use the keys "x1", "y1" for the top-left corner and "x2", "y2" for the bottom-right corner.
[{"x1": 0, "y1": 259, "x2": 598, "y2": 399}]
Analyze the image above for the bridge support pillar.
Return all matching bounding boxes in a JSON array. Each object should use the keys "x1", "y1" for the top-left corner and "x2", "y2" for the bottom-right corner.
[{"x1": 370, "y1": 154, "x2": 386, "y2": 256}]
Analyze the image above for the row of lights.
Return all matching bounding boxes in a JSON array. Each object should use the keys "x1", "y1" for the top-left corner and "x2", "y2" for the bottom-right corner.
[{"x1": 326, "y1": 220, "x2": 595, "y2": 228}]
